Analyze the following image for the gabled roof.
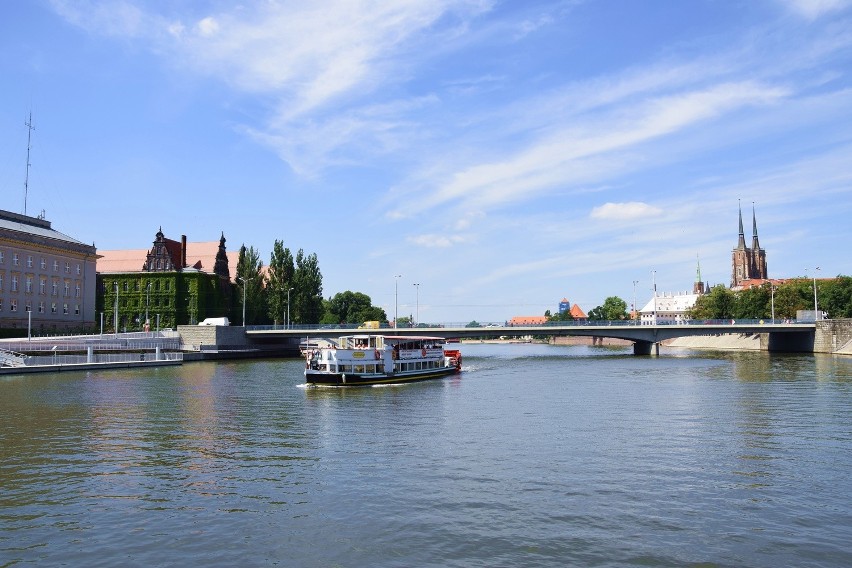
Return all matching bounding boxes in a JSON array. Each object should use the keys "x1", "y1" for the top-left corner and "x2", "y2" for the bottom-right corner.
[
  {"x1": 508, "y1": 316, "x2": 548, "y2": 325},
  {"x1": 569, "y1": 304, "x2": 587, "y2": 319},
  {"x1": 98, "y1": 243, "x2": 239, "y2": 281}
]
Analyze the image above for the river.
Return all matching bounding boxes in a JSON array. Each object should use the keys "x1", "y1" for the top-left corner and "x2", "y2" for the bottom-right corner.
[{"x1": 2, "y1": 343, "x2": 851, "y2": 567}]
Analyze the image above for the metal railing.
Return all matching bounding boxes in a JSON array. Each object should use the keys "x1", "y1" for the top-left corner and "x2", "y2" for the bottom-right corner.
[{"x1": 19, "y1": 351, "x2": 183, "y2": 367}]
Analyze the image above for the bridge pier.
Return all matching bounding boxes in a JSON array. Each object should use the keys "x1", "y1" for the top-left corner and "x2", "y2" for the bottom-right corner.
[{"x1": 633, "y1": 340, "x2": 658, "y2": 356}]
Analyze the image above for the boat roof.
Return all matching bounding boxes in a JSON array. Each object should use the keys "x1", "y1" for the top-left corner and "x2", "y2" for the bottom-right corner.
[{"x1": 341, "y1": 334, "x2": 445, "y2": 341}]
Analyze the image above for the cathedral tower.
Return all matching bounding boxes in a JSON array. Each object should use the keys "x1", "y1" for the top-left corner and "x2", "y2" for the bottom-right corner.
[{"x1": 731, "y1": 202, "x2": 768, "y2": 288}]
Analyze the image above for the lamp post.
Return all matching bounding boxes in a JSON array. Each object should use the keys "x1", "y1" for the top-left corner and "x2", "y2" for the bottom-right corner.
[
  {"x1": 813, "y1": 267, "x2": 820, "y2": 320},
  {"x1": 287, "y1": 287, "x2": 294, "y2": 329},
  {"x1": 413, "y1": 283, "x2": 420, "y2": 327},
  {"x1": 145, "y1": 281, "x2": 151, "y2": 330},
  {"x1": 651, "y1": 270, "x2": 657, "y2": 324},
  {"x1": 237, "y1": 276, "x2": 248, "y2": 327},
  {"x1": 114, "y1": 281, "x2": 119, "y2": 334},
  {"x1": 632, "y1": 280, "x2": 638, "y2": 324},
  {"x1": 771, "y1": 285, "x2": 776, "y2": 323},
  {"x1": 394, "y1": 275, "x2": 402, "y2": 328}
]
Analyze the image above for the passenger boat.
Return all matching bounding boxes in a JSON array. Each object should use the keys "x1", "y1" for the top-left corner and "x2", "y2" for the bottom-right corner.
[{"x1": 304, "y1": 335, "x2": 462, "y2": 386}]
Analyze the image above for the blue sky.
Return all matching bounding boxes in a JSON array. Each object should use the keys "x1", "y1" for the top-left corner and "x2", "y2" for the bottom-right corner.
[{"x1": 1, "y1": 0, "x2": 851, "y2": 324}]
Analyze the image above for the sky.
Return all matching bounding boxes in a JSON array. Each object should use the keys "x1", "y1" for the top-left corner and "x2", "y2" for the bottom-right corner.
[{"x1": 1, "y1": 0, "x2": 851, "y2": 324}]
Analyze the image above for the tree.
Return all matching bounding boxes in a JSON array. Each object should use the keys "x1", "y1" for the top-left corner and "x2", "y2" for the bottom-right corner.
[
  {"x1": 266, "y1": 240, "x2": 294, "y2": 325},
  {"x1": 689, "y1": 285, "x2": 736, "y2": 320},
  {"x1": 324, "y1": 291, "x2": 387, "y2": 324},
  {"x1": 819, "y1": 276, "x2": 852, "y2": 318},
  {"x1": 235, "y1": 244, "x2": 267, "y2": 325},
  {"x1": 734, "y1": 284, "x2": 770, "y2": 319},
  {"x1": 601, "y1": 296, "x2": 628, "y2": 320},
  {"x1": 292, "y1": 249, "x2": 324, "y2": 324}
]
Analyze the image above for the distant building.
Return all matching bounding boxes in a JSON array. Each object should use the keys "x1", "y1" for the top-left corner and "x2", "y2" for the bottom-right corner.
[
  {"x1": 96, "y1": 228, "x2": 237, "y2": 330},
  {"x1": 0, "y1": 209, "x2": 98, "y2": 332},
  {"x1": 640, "y1": 260, "x2": 707, "y2": 325},
  {"x1": 731, "y1": 203, "x2": 768, "y2": 289},
  {"x1": 558, "y1": 297, "x2": 588, "y2": 320},
  {"x1": 508, "y1": 316, "x2": 547, "y2": 326}
]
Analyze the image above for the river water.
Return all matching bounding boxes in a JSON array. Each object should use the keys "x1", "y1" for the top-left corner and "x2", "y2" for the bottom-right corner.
[{"x1": 2, "y1": 343, "x2": 851, "y2": 567}]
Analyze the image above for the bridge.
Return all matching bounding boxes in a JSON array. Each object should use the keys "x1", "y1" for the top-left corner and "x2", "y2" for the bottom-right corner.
[{"x1": 236, "y1": 320, "x2": 818, "y2": 356}]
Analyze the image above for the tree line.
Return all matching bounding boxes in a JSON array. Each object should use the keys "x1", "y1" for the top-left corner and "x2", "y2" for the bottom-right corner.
[
  {"x1": 542, "y1": 276, "x2": 852, "y2": 323},
  {"x1": 232, "y1": 241, "x2": 388, "y2": 326}
]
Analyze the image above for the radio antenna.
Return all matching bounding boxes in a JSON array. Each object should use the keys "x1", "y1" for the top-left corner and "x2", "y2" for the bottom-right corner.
[{"x1": 24, "y1": 112, "x2": 35, "y2": 216}]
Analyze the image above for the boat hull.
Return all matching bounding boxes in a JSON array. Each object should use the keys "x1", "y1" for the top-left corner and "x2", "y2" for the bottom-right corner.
[{"x1": 305, "y1": 365, "x2": 458, "y2": 386}]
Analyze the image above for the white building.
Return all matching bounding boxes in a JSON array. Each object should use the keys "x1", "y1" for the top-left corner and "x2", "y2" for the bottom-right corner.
[
  {"x1": 640, "y1": 291, "x2": 701, "y2": 325},
  {"x1": 0, "y1": 209, "x2": 98, "y2": 332}
]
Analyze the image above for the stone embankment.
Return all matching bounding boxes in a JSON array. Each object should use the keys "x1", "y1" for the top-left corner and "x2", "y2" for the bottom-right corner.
[{"x1": 666, "y1": 319, "x2": 852, "y2": 355}]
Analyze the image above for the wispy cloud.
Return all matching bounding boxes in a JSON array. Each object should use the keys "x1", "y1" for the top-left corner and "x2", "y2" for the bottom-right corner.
[{"x1": 590, "y1": 202, "x2": 662, "y2": 221}]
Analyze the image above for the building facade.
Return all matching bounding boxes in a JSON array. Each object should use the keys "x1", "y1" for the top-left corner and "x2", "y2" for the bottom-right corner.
[
  {"x1": 731, "y1": 203, "x2": 768, "y2": 289},
  {"x1": 96, "y1": 229, "x2": 236, "y2": 331},
  {"x1": 0, "y1": 209, "x2": 98, "y2": 333}
]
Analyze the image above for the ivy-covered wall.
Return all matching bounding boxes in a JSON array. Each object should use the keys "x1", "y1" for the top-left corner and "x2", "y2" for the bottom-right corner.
[{"x1": 96, "y1": 272, "x2": 232, "y2": 331}]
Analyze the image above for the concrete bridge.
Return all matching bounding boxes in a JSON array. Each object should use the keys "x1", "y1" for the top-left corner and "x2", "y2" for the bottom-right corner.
[{"x1": 178, "y1": 320, "x2": 827, "y2": 356}]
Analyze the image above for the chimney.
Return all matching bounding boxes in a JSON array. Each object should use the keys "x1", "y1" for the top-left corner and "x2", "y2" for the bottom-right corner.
[{"x1": 181, "y1": 235, "x2": 187, "y2": 269}]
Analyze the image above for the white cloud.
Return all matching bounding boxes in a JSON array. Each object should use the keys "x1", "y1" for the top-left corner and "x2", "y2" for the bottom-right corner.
[
  {"x1": 196, "y1": 17, "x2": 219, "y2": 37},
  {"x1": 590, "y1": 202, "x2": 662, "y2": 221},
  {"x1": 407, "y1": 234, "x2": 467, "y2": 248},
  {"x1": 780, "y1": 0, "x2": 852, "y2": 19}
]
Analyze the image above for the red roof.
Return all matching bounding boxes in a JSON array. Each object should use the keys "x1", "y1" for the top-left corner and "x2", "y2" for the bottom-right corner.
[
  {"x1": 98, "y1": 242, "x2": 239, "y2": 281},
  {"x1": 508, "y1": 316, "x2": 547, "y2": 325}
]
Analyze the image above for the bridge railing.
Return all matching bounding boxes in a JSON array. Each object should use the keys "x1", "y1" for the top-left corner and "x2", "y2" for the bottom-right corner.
[{"x1": 245, "y1": 318, "x2": 813, "y2": 332}]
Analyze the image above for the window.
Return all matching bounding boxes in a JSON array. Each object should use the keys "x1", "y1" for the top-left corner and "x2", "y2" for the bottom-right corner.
[
  {"x1": 165, "y1": 281, "x2": 170, "y2": 291},
  {"x1": 0, "y1": 250, "x2": 4, "y2": 264},
  {"x1": 11, "y1": 299, "x2": 17, "y2": 312},
  {"x1": 26, "y1": 276, "x2": 33, "y2": 293},
  {"x1": 38, "y1": 301, "x2": 45, "y2": 313},
  {"x1": 27, "y1": 255, "x2": 33, "y2": 268},
  {"x1": 40, "y1": 278, "x2": 46, "y2": 294},
  {"x1": 40, "y1": 258, "x2": 46, "y2": 270},
  {"x1": 75, "y1": 284, "x2": 81, "y2": 298},
  {"x1": 75, "y1": 304, "x2": 80, "y2": 315},
  {"x1": 13, "y1": 253, "x2": 19, "y2": 266},
  {"x1": 123, "y1": 281, "x2": 128, "y2": 292},
  {"x1": 0, "y1": 298, "x2": 3, "y2": 311},
  {"x1": 76, "y1": 264, "x2": 81, "y2": 275},
  {"x1": 53, "y1": 260, "x2": 58, "y2": 271},
  {"x1": 11, "y1": 275, "x2": 18, "y2": 292},
  {"x1": 25, "y1": 301, "x2": 31, "y2": 312},
  {"x1": 0, "y1": 273, "x2": 3, "y2": 290},
  {"x1": 51, "y1": 302, "x2": 57, "y2": 313},
  {"x1": 65, "y1": 262, "x2": 70, "y2": 273},
  {"x1": 64, "y1": 282, "x2": 70, "y2": 297},
  {"x1": 63, "y1": 303, "x2": 69, "y2": 315},
  {"x1": 52, "y1": 281, "x2": 58, "y2": 296}
]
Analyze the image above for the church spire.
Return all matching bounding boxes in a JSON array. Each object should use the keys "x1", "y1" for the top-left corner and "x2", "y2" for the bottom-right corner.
[
  {"x1": 736, "y1": 200, "x2": 746, "y2": 249},
  {"x1": 751, "y1": 202, "x2": 761, "y2": 250}
]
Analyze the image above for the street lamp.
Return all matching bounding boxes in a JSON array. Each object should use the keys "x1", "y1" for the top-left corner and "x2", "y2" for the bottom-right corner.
[
  {"x1": 114, "y1": 281, "x2": 119, "y2": 334},
  {"x1": 413, "y1": 283, "x2": 420, "y2": 327},
  {"x1": 813, "y1": 267, "x2": 821, "y2": 320},
  {"x1": 632, "y1": 280, "x2": 639, "y2": 324},
  {"x1": 394, "y1": 275, "x2": 402, "y2": 328},
  {"x1": 237, "y1": 276, "x2": 248, "y2": 327},
  {"x1": 287, "y1": 287, "x2": 294, "y2": 329},
  {"x1": 145, "y1": 281, "x2": 151, "y2": 330},
  {"x1": 651, "y1": 270, "x2": 657, "y2": 324},
  {"x1": 771, "y1": 285, "x2": 776, "y2": 323}
]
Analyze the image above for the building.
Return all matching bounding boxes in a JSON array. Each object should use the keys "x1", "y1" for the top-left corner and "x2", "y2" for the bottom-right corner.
[
  {"x1": 731, "y1": 203, "x2": 768, "y2": 289},
  {"x1": 96, "y1": 228, "x2": 238, "y2": 331},
  {"x1": 0, "y1": 209, "x2": 98, "y2": 333},
  {"x1": 640, "y1": 260, "x2": 707, "y2": 325},
  {"x1": 557, "y1": 297, "x2": 588, "y2": 319}
]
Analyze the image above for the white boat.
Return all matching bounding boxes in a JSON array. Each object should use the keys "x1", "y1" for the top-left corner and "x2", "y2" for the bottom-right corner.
[{"x1": 304, "y1": 334, "x2": 462, "y2": 386}]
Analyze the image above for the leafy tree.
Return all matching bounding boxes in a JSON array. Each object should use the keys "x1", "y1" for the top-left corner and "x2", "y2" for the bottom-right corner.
[
  {"x1": 733, "y1": 284, "x2": 770, "y2": 319},
  {"x1": 465, "y1": 320, "x2": 481, "y2": 328},
  {"x1": 820, "y1": 276, "x2": 852, "y2": 318},
  {"x1": 395, "y1": 315, "x2": 413, "y2": 328},
  {"x1": 324, "y1": 291, "x2": 387, "y2": 325},
  {"x1": 689, "y1": 284, "x2": 736, "y2": 320},
  {"x1": 547, "y1": 309, "x2": 574, "y2": 322},
  {"x1": 266, "y1": 240, "x2": 294, "y2": 325},
  {"x1": 292, "y1": 249, "x2": 324, "y2": 324},
  {"x1": 602, "y1": 296, "x2": 628, "y2": 320},
  {"x1": 234, "y1": 244, "x2": 267, "y2": 325}
]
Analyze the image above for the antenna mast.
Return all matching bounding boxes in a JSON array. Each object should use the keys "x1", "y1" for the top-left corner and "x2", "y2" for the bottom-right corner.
[{"x1": 24, "y1": 112, "x2": 35, "y2": 216}]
